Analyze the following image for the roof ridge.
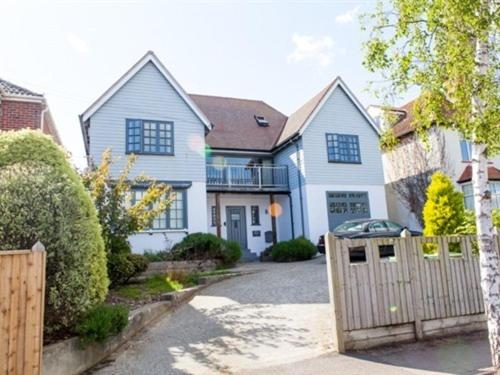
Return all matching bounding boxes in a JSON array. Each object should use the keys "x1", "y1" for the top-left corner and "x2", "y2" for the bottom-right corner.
[{"x1": 0, "y1": 77, "x2": 43, "y2": 97}]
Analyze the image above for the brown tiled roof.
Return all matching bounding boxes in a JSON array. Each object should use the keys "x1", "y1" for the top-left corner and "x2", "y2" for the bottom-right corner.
[
  {"x1": 0, "y1": 78, "x2": 43, "y2": 98},
  {"x1": 190, "y1": 94, "x2": 287, "y2": 151},
  {"x1": 276, "y1": 78, "x2": 338, "y2": 145},
  {"x1": 391, "y1": 99, "x2": 417, "y2": 138},
  {"x1": 457, "y1": 165, "x2": 500, "y2": 183}
]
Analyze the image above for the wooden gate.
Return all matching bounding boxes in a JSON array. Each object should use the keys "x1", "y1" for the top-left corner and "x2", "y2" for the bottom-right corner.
[
  {"x1": 325, "y1": 233, "x2": 499, "y2": 351},
  {"x1": 0, "y1": 242, "x2": 46, "y2": 375}
]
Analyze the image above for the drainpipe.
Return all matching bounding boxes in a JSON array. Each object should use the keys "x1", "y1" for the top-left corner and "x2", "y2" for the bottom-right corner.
[
  {"x1": 40, "y1": 99, "x2": 49, "y2": 134},
  {"x1": 290, "y1": 138, "x2": 305, "y2": 237},
  {"x1": 288, "y1": 192, "x2": 295, "y2": 239}
]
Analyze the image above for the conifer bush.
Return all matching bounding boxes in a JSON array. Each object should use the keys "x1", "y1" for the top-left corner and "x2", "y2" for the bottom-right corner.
[{"x1": 0, "y1": 130, "x2": 108, "y2": 335}]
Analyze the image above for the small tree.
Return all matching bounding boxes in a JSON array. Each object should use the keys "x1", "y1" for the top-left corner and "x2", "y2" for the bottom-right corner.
[
  {"x1": 362, "y1": 0, "x2": 500, "y2": 366},
  {"x1": 83, "y1": 149, "x2": 171, "y2": 253},
  {"x1": 83, "y1": 149, "x2": 171, "y2": 286},
  {"x1": 423, "y1": 172, "x2": 465, "y2": 236}
]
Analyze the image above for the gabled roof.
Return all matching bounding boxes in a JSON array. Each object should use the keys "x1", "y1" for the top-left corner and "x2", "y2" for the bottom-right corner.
[
  {"x1": 80, "y1": 51, "x2": 211, "y2": 129},
  {"x1": 457, "y1": 165, "x2": 500, "y2": 183},
  {"x1": 190, "y1": 94, "x2": 287, "y2": 151},
  {"x1": 276, "y1": 77, "x2": 380, "y2": 146},
  {"x1": 0, "y1": 78, "x2": 43, "y2": 100}
]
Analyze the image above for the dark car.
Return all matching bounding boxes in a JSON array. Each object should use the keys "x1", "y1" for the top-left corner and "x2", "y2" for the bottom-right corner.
[{"x1": 316, "y1": 219, "x2": 421, "y2": 255}]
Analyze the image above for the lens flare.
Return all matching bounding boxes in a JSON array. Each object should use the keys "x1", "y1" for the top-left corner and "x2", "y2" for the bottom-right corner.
[
  {"x1": 268, "y1": 202, "x2": 282, "y2": 217},
  {"x1": 389, "y1": 305, "x2": 398, "y2": 313},
  {"x1": 188, "y1": 134, "x2": 205, "y2": 156}
]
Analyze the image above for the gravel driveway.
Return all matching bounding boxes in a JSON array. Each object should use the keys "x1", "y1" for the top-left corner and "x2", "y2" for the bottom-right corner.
[{"x1": 93, "y1": 256, "x2": 332, "y2": 375}]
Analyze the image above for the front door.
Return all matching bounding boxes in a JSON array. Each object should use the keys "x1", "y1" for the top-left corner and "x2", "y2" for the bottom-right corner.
[
  {"x1": 327, "y1": 191, "x2": 371, "y2": 230},
  {"x1": 226, "y1": 206, "x2": 247, "y2": 249}
]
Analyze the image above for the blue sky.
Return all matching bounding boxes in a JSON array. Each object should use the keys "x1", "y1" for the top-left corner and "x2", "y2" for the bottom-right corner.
[{"x1": 0, "y1": 0, "x2": 413, "y2": 168}]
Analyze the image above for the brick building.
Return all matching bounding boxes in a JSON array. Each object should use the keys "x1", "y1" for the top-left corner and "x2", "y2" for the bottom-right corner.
[{"x1": 0, "y1": 78, "x2": 60, "y2": 143}]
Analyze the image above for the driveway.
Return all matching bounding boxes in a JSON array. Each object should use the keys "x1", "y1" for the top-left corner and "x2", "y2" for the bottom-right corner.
[{"x1": 93, "y1": 256, "x2": 333, "y2": 374}]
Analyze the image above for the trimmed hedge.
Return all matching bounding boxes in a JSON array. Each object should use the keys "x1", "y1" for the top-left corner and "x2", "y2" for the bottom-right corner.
[
  {"x1": 270, "y1": 237, "x2": 317, "y2": 262},
  {"x1": 0, "y1": 130, "x2": 108, "y2": 334}
]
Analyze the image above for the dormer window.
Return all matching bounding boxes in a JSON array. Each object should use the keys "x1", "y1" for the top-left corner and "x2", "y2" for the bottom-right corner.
[{"x1": 254, "y1": 115, "x2": 269, "y2": 127}]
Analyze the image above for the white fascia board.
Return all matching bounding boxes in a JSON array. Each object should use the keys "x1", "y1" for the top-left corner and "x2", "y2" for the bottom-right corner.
[
  {"x1": 80, "y1": 51, "x2": 211, "y2": 129},
  {"x1": 298, "y1": 77, "x2": 381, "y2": 137}
]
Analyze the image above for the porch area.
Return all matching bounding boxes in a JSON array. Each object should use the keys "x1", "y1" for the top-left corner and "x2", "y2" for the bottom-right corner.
[{"x1": 206, "y1": 192, "x2": 290, "y2": 259}]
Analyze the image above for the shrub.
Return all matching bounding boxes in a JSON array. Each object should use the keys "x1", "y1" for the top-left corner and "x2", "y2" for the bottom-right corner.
[
  {"x1": 221, "y1": 240, "x2": 242, "y2": 266},
  {"x1": 0, "y1": 130, "x2": 108, "y2": 335},
  {"x1": 143, "y1": 250, "x2": 170, "y2": 262},
  {"x1": 271, "y1": 237, "x2": 317, "y2": 262},
  {"x1": 423, "y1": 172, "x2": 465, "y2": 237},
  {"x1": 75, "y1": 304, "x2": 129, "y2": 347},
  {"x1": 169, "y1": 233, "x2": 242, "y2": 267},
  {"x1": 128, "y1": 253, "x2": 149, "y2": 274},
  {"x1": 108, "y1": 254, "x2": 138, "y2": 288}
]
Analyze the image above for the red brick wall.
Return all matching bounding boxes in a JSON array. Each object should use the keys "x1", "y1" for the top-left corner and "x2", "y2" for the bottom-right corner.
[{"x1": 0, "y1": 100, "x2": 42, "y2": 131}]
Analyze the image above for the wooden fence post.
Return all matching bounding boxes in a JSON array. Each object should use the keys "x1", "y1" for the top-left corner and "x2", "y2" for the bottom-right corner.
[
  {"x1": 401, "y1": 229, "x2": 424, "y2": 340},
  {"x1": 325, "y1": 232, "x2": 345, "y2": 353}
]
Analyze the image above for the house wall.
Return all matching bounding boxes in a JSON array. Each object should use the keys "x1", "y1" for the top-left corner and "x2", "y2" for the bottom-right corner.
[
  {"x1": 0, "y1": 100, "x2": 42, "y2": 131},
  {"x1": 88, "y1": 61, "x2": 207, "y2": 182},
  {"x1": 87, "y1": 61, "x2": 208, "y2": 253},
  {"x1": 129, "y1": 181, "x2": 207, "y2": 253},
  {"x1": 207, "y1": 193, "x2": 287, "y2": 255},
  {"x1": 301, "y1": 86, "x2": 385, "y2": 186},
  {"x1": 296, "y1": 85, "x2": 387, "y2": 242}
]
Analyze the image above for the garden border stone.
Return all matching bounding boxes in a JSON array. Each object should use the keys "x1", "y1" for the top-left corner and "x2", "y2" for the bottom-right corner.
[{"x1": 42, "y1": 271, "x2": 249, "y2": 375}]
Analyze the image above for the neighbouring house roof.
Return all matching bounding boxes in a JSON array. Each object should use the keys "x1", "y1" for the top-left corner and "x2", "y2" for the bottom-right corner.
[
  {"x1": 276, "y1": 77, "x2": 379, "y2": 146},
  {"x1": 190, "y1": 94, "x2": 287, "y2": 151},
  {"x1": 0, "y1": 78, "x2": 44, "y2": 100},
  {"x1": 389, "y1": 99, "x2": 418, "y2": 138},
  {"x1": 457, "y1": 165, "x2": 500, "y2": 183},
  {"x1": 80, "y1": 51, "x2": 211, "y2": 129}
]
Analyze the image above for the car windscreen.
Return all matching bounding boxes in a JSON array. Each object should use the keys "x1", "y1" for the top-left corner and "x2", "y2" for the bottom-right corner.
[{"x1": 334, "y1": 221, "x2": 365, "y2": 232}]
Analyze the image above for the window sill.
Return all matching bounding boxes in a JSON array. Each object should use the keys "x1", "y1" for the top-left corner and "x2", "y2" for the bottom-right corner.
[
  {"x1": 136, "y1": 229, "x2": 188, "y2": 234},
  {"x1": 327, "y1": 160, "x2": 362, "y2": 165},
  {"x1": 126, "y1": 151, "x2": 175, "y2": 156}
]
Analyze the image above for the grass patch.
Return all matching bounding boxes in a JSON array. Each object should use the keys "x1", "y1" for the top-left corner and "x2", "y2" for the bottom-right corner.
[{"x1": 114, "y1": 275, "x2": 184, "y2": 300}]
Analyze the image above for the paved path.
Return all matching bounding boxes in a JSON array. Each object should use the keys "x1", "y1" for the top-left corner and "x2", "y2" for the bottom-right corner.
[
  {"x1": 93, "y1": 256, "x2": 333, "y2": 374},
  {"x1": 93, "y1": 256, "x2": 492, "y2": 375}
]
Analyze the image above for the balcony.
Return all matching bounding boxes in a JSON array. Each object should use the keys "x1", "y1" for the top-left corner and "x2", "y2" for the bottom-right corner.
[{"x1": 206, "y1": 164, "x2": 289, "y2": 192}]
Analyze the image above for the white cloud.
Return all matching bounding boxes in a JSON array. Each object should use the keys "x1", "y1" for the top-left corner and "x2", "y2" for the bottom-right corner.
[
  {"x1": 287, "y1": 33, "x2": 335, "y2": 67},
  {"x1": 335, "y1": 6, "x2": 360, "y2": 24},
  {"x1": 65, "y1": 32, "x2": 90, "y2": 55}
]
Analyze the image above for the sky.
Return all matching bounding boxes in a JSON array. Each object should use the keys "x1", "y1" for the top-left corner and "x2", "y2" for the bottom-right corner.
[{"x1": 0, "y1": 0, "x2": 415, "y2": 169}]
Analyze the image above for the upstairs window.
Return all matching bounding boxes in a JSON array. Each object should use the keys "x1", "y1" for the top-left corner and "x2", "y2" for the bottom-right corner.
[
  {"x1": 126, "y1": 119, "x2": 174, "y2": 155},
  {"x1": 326, "y1": 133, "x2": 361, "y2": 164},
  {"x1": 460, "y1": 140, "x2": 472, "y2": 161}
]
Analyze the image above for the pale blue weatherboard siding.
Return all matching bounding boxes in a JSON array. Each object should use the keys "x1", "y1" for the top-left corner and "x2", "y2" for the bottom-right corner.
[
  {"x1": 301, "y1": 86, "x2": 384, "y2": 186},
  {"x1": 88, "y1": 61, "x2": 206, "y2": 182},
  {"x1": 273, "y1": 140, "x2": 303, "y2": 191}
]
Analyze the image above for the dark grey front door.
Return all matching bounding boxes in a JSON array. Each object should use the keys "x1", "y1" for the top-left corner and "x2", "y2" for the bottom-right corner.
[
  {"x1": 226, "y1": 206, "x2": 247, "y2": 249},
  {"x1": 327, "y1": 191, "x2": 371, "y2": 230}
]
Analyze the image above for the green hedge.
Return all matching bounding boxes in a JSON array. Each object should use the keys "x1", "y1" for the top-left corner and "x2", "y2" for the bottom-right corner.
[
  {"x1": 270, "y1": 237, "x2": 317, "y2": 262},
  {"x1": 0, "y1": 130, "x2": 108, "y2": 334}
]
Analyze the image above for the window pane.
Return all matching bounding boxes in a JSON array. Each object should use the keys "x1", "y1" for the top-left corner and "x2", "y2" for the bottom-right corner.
[
  {"x1": 251, "y1": 205, "x2": 260, "y2": 225},
  {"x1": 326, "y1": 133, "x2": 361, "y2": 163}
]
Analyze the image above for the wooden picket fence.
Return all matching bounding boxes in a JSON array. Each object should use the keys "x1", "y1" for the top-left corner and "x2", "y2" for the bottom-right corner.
[
  {"x1": 325, "y1": 232, "x2": 500, "y2": 351},
  {"x1": 0, "y1": 243, "x2": 46, "y2": 375}
]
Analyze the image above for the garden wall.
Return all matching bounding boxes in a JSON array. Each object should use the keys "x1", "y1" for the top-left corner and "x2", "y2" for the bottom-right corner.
[
  {"x1": 141, "y1": 260, "x2": 218, "y2": 277},
  {"x1": 325, "y1": 232, "x2": 499, "y2": 352}
]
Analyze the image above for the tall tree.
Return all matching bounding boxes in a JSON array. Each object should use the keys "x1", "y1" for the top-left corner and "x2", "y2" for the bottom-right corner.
[{"x1": 362, "y1": 0, "x2": 500, "y2": 368}]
